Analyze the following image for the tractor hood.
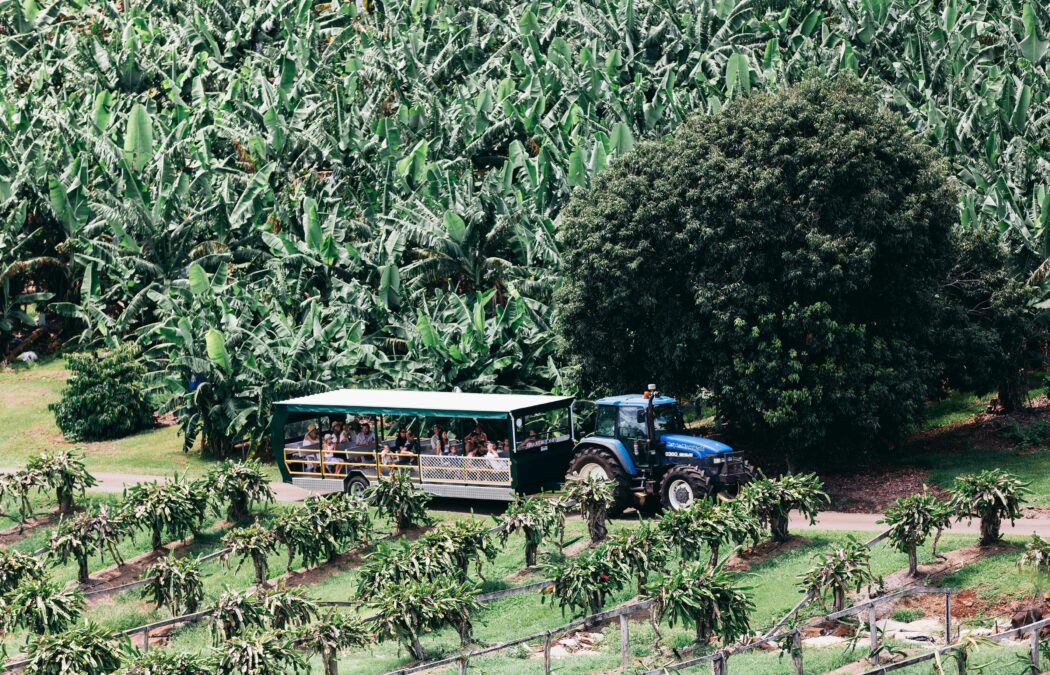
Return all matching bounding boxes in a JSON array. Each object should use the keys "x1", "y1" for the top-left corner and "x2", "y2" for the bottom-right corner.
[{"x1": 660, "y1": 434, "x2": 734, "y2": 458}]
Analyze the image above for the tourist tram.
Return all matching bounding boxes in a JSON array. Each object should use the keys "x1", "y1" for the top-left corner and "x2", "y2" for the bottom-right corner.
[{"x1": 271, "y1": 389, "x2": 575, "y2": 501}]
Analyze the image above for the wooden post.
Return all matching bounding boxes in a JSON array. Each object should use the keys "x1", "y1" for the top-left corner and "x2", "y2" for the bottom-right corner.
[
  {"x1": 945, "y1": 591, "x2": 953, "y2": 645},
  {"x1": 143, "y1": 627, "x2": 150, "y2": 653},
  {"x1": 868, "y1": 606, "x2": 878, "y2": 661},
  {"x1": 1030, "y1": 627, "x2": 1040, "y2": 674},
  {"x1": 791, "y1": 630, "x2": 803, "y2": 675},
  {"x1": 711, "y1": 652, "x2": 726, "y2": 675},
  {"x1": 459, "y1": 656, "x2": 467, "y2": 675},
  {"x1": 543, "y1": 631, "x2": 552, "y2": 674},
  {"x1": 619, "y1": 614, "x2": 630, "y2": 669}
]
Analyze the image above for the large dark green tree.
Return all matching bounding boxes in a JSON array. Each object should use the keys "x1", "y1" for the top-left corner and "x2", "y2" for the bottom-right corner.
[{"x1": 557, "y1": 77, "x2": 1019, "y2": 467}]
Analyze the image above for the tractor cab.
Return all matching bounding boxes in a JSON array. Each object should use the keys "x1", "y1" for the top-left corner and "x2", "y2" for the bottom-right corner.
[{"x1": 568, "y1": 385, "x2": 754, "y2": 512}]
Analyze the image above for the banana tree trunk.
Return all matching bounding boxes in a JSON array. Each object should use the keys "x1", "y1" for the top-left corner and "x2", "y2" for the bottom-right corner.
[
  {"x1": 908, "y1": 546, "x2": 918, "y2": 576},
  {"x1": 832, "y1": 586, "x2": 846, "y2": 613},
  {"x1": 979, "y1": 514, "x2": 1001, "y2": 546},
  {"x1": 253, "y1": 556, "x2": 268, "y2": 585},
  {"x1": 77, "y1": 555, "x2": 90, "y2": 584},
  {"x1": 57, "y1": 486, "x2": 74, "y2": 515},
  {"x1": 771, "y1": 514, "x2": 790, "y2": 542},
  {"x1": 525, "y1": 542, "x2": 537, "y2": 567}
]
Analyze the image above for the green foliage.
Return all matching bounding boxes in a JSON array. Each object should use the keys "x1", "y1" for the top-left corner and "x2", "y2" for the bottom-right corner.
[
  {"x1": 355, "y1": 541, "x2": 446, "y2": 600},
  {"x1": 890, "y1": 607, "x2": 925, "y2": 623},
  {"x1": 49, "y1": 345, "x2": 153, "y2": 442},
  {"x1": 0, "y1": 468, "x2": 44, "y2": 524},
  {"x1": 121, "y1": 476, "x2": 208, "y2": 549},
  {"x1": 880, "y1": 487, "x2": 953, "y2": 573},
  {"x1": 558, "y1": 77, "x2": 981, "y2": 467},
  {"x1": 418, "y1": 519, "x2": 501, "y2": 580},
  {"x1": 206, "y1": 460, "x2": 274, "y2": 522},
  {"x1": 1017, "y1": 534, "x2": 1050, "y2": 576},
  {"x1": 542, "y1": 545, "x2": 628, "y2": 616},
  {"x1": 658, "y1": 498, "x2": 761, "y2": 566},
  {"x1": 798, "y1": 537, "x2": 875, "y2": 613},
  {"x1": 257, "y1": 586, "x2": 319, "y2": 631},
  {"x1": 25, "y1": 450, "x2": 97, "y2": 515},
  {"x1": 277, "y1": 494, "x2": 373, "y2": 570},
  {"x1": 141, "y1": 555, "x2": 205, "y2": 616},
  {"x1": 294, "y1": 612, "x2": 374, "y2": 675},
  {"x1": 4, "y1": 577, "x2": 84, "y2": 635},
  {"x1": 606, "y1": 521, "x2": 671, "y2": 593},
  {"x1": 118, "y1": 650, "x2": 212, "y2": 675},
  {"x1": 47, "y1": 506, "x2": 127, "y2": 583},
  {"x1": 366, "y1": 471, "x2": 433, "y2": 533},
  {"x1": 740, "y1": 472, "x2": 829, "y2": 542},
  {"x1": 222, "y1": 524, "x2": 279, "y2": 585},
  {"x1": 22, "y1": 622, "x2": 124, "y2": 675},
  {"x1": 0, "y1": 549, "x2": 45, "y2": 595},
  {"x1": 497, "y1": 495, "x2": 566, "y2": 567},
  {"x1": 366, "y1": 576, "x2": 480, "y2": 659},
  {"x1": 565, "y1": 476, "x2": 615, "y2": 543},
  {"x1": 950, "y1": 470, "x2": 1029, "y2": 545},
  {"x1": 211, "y1": 631, "x2": 307, "y2": 675},
  {"x1": 211, "y1": 589, "x2": 270, "y2": 644},
  {"x1": 646, "y1": 562, "x2": 753, "y2": 644}
]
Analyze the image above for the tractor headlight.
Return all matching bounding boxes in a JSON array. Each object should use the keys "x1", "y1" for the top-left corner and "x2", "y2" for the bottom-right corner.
[{"x1": 712, "y1": 457, "x2": 723, "y2": 464}]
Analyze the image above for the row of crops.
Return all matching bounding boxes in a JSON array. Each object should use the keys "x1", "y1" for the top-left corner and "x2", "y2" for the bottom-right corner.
[
  {"x1": 1, "y1": 0, "x2": 1047, "y2": 457},
  {"x1": 4, "y1": 455, "x2": 1050, "y2": 673}
]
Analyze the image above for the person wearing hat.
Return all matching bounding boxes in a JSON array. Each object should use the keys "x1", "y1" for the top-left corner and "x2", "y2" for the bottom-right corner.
[{"x1": 303, "y1": 423, "x2": 320, "y2": 447}]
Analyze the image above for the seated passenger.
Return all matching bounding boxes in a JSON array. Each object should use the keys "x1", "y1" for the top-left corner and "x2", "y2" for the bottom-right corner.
[
  {"x1": 355, "y1": 423, "x2": 376, "y2": 447},
  {"x1": 331, "y1": 421, "x2": 344, "y2": 443},
  {"x1": 518, "y1": 429, "x2": 539, "y2": 448},
  {"x1": 394, "y1": 427, "x2": 409, "y2": 452},
  {"x1": 405, "y1": 430, "x2": 419, "y2": 453},
  {"x1": 465, "y1": 424, "x2": 488, "y2": 454},
  {"x1": 302, "y1": 424, "x2": 320, "y2": 447}
]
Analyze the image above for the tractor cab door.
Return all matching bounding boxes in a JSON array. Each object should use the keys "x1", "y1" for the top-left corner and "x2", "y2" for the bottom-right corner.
[{"x1": 617, "y1": 406, "x2": 658, "y2": 469}]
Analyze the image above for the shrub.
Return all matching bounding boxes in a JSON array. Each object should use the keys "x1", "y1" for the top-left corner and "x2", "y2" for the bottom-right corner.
[
  {"x1": 354, "y1": 542, "x2": 444, "y2": 600},
  {"x1": 211, "y1": 631, "x2": 307, "y2": 675},
  {"x1": 367, "y1": 576, "x2": 480, "y2": 659},
  {"x1": 1017, "y1": 534, "x2": 1050, "y2": 595},
  {"x1": 606, "y1": 521, "x2": 670, "y2": 593},
  {"x1": 543, "y1": 545, "x2": 628, "y2": 616},
  {"x1": 0, "y1": 549, "x2": 45, "y2": 594},
  {"x1": 646, "y1": 561, "x2": 753, "y2": 644},
  {"x1": 118, "y1": 650, "x2": 212, "y2": 675},
  {"x1": 25, "y1": 450, "x2": 97, "y2": 515},
  {"x1": 122, "y1": 476, "x2": 208, "y2": 549},
  {"x1": 49, "y1": 344, "x2": 153, "y2": 442},
  {"x1": 0, "y1": 468, "x2": 44, "y2": 525},
  {"x1": 47, "y1": 506, "x2": 127, "y2": 583},
  {"x1": 257, "y1": 586, "x2": 318, "y2": 630},
  {"x1": 365, "y1": 471, "x2": 433, "y2": 533},
  {"x1": 211, "y1": 589, "x2": 269, "y2": 644},
  {"x1": 950, "y1": 470, "x2": 1028, "y2": 546},
  {"x1": 740, "y1": 472, "x2": 829, "y2": 542},
  {"x1": 879, "y1": 487, "x2": 952, "y2": 576},
  {"x1": 798, "y1": 537, "x2": 874, "y2": 613},
  {"x1": 141, "y1": 555, "x2": 204, "y2": 616},
  {"x1": 23, "y1": 622, "x2": 123, "y2": 675},
  {"x1": 496, "y1": 495, "x2": 566, "y2": 567},
  {"x1": 4, "y1": 578, "x2": 84, "y2": 635},
  {"x1": 565, "y1": 475, "x2": 615, "y2": 543},
  {"x1": 294, "y1": 612, "x2": 374, "y2": 675},
  {"x1": 418, "y1": 519, "x2": 501, "y2": 580},
  {"x1": 658, "y1": 498, "x2": 761, "y2": 567},
  {"x1": 206, "y1": 460, "x2": 274, "y2": 522},
  {"x1": 556, "y1": 77, "x2": 975, "y2": 468},
  {"x1": 222, "y1": 524, "x2": 278, "y2": 585}
]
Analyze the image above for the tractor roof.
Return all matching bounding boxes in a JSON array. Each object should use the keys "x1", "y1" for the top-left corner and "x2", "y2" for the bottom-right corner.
[{"x1": 594, "y1": 393, "x2": 676, "y2": 407}]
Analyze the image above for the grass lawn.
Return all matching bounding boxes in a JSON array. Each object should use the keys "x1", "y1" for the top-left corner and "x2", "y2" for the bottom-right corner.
[
  {"x1": 908, "y1": 447, "x2": 1050, "y2": 506},
  {"x1": 0, "y1": 359, "x2": 279, "y2": 480}
]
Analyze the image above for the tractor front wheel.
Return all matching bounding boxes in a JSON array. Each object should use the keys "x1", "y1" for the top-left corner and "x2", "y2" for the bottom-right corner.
[
  {"x1": 660, "y1": 467, "x2": 712, "y2": 511},
  {"x1": 567, "y1": 447, "x2": 633, "y2": 516}
]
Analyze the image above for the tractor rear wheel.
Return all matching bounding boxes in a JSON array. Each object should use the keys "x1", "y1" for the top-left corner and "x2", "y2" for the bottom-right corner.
[
  {"x1": 567, "y1": 446, "x2": 633, "y2": 516},
  {"x1": 660, "y1": 466, "x2": 712, "y2": 511}
]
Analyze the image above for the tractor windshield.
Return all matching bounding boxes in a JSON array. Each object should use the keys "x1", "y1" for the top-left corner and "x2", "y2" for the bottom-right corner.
[{"x1": 652, "y1": 404, "x2": 684, "y2": 433}]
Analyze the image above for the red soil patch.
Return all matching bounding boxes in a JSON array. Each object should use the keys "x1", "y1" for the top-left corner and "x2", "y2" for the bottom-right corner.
[
  {"x1": 83, "y1": 535, "x2": 198, "y2": 604},
  {"x1": 0, "y1": 510, "x2": 58, "y2": 546},
  {"x1": 725, "y1": 536, "x2": 806, "y2": 572},
  {"x1": 877, "y1": 542, "x2": 1008, "y2": 599}
]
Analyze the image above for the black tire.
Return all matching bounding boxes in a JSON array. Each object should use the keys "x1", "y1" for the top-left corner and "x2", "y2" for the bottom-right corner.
[
  {"x1": 344, "y1": 474, "x2": 369, "y2": 499},
  {"x1": 660, "y1": 466, "x2": 712, "y2": 511},
  {"x1": 566, "y1": 446, "x2": 633, "y2": 516}
]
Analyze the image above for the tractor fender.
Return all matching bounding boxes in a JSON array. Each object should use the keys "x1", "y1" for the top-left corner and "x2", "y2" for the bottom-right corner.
[{"x1": 572, "y1": 436, "x2": 638, "y2": 476}]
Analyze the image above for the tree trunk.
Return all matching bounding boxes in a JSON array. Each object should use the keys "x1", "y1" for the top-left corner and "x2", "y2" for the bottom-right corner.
[
  {"x1": 409, "y1": 634, "x2": 426, "y2": 661},
  {"x1": 253, "y1": 556, "x2": 267, "y2": 585},
  {"x1": 980, "y1": 514, "x2": 1001, "y2": 546},
  {"x1": 151, "y1": 527, "x2": 163, "y2": 550},
  {"x1": 908, "y1": 546, "x2": 918, "y2": 577},
  {"x1": 229, "y1": 498, "x2": 248, "y2": 522},
  {"x1": 637, "y1": 572, "x2": 647, "y2": 594},
  {"x1": 57, "y1": 486, "x2": 73, "y2": 515},
  {"x1": 997, "y1": 369, "x2": 1027, "y2": 413},
  {"x1": 832, "y1": 586, "x2": 846, "y2": 613},
  {"x1": 77, "y1": 555, "x2": 90, "y2": 584},
  {"x1": 771, "y1": 514, "x2": 790, "y2": 542},
  {"x1": 695, "y1": 619, "x2": 710, "y2": 644},
  {"x1": 590, "y1": 592, "x2": 603, "y2": 615},
  {"x1": 525, "y1": 543, "x2": 537, "y2": 567},
  {"x1": 709, "y1": 543, "x2": 720, "y2": 568},
  {"x1": 589, "y1": 511, "x2": 607, "y2": 543},
  {"x1": 323, "y1": 647, "x2": 338, "y2": 675}
]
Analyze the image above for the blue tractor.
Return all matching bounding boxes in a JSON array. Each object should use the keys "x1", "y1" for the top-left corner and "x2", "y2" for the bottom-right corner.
[{"x1": 566, "y1": 385, "x2": 754, "y2": 513}]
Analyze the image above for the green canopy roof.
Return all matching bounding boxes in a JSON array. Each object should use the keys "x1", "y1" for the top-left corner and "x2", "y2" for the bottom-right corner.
[{"x1": 274, "y1": 389, "x2": 574, "y2": 419}]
